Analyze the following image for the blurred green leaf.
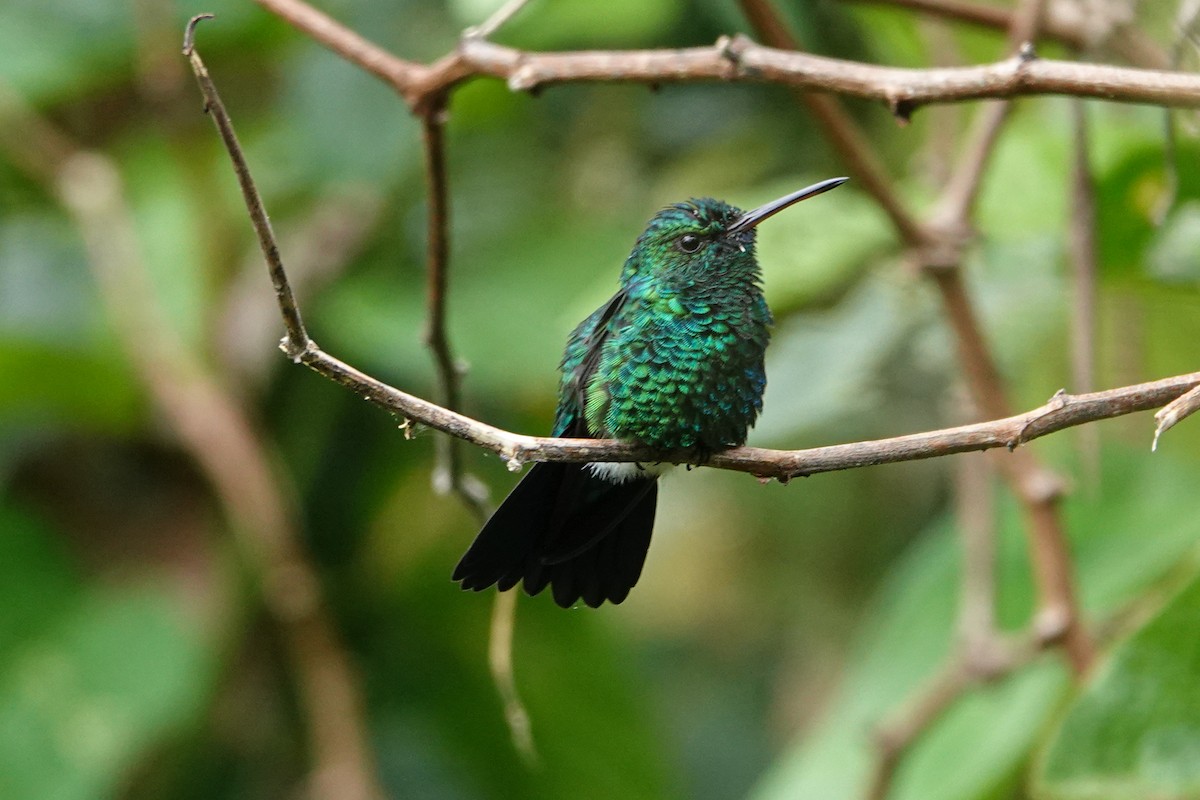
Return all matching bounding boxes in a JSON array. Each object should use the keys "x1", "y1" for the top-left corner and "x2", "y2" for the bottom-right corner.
[
  {"x1": 0, "y1": 339, "x2": 142, "y2": 435},
  {"x1": 1147, "y1": 201, "x2": 1200, "y2": 283},
  {"x1": 1095, "y1": 142, "x2": 1200, "y2": 282},
  {"x1": 975, "y1": 106, "x2": 1070, "y2": 239},
  {"x1": 755, "y1": 272, "x2": 920, "y2": 443},
  {"x1": 1034, "y1": 575, "x2": 1200, "y2": 800},
  {"x1": 0, "y1": 1, "x2": 132, "y2": 103},
  {"x1": 751, "y1": 446, "x2": 1200, "y2": 800},
  {"x1": 0, "y1": 505, "x2": 215, "y2": 800},
  {"x1": 0, "y1": 213, "x2": 142, "y2": 435}
]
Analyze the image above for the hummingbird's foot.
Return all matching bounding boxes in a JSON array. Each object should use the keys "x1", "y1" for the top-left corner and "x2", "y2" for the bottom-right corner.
[{"x1": 685, "y1": 444, "x2": 716, "y2": 468}]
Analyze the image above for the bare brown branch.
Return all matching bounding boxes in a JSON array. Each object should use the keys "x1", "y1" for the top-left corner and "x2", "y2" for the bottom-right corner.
[
  {"x1": 251, "y1": 0, "x2": 1200, "y2": 114},
  {"x1": 262, "y1": 321, "x2": 1200, "y2": 480}
]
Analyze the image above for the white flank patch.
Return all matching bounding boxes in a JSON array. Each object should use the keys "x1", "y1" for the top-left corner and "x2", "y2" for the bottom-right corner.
[{"x1": 587, "y1": 461, "x2": 676, "y2": 483}]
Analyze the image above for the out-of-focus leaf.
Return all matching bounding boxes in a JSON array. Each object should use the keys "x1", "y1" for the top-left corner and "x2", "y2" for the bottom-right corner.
[
  {"x1": 0, "y1": 506, "x2": 80, "y2": 651},
  {"x1": 273, "y1": 44, "x2": 419, "y2": 187},
  {"x1": 0, "y1": 213, "x2": 101, "y2": 343},
  {"x1": 975, "y1": 107, "x2": 1070, "y2": 239},
  {"x1": 1147, "y1": 201, "x2": 1200, "y2": 283},
  {"x1": 0, "y1": 505, "x2": 214, "y2": 800},
  {"x1": 119, "y1": 136, "x2": 213, "y2": 352},
  {"x1": 756, "y1": 230, "x2": 1063, "y2": 446},
  {"x1": 0, "y1": 213, "x2": 142, "y2": 434},
  {"x1": 0, "y1": 340, "x2": 142, "y2": 435},
  {"x1": 754, "y1": 272, "x2": 919, "y2": 443},
  {"x1": 1034, "y1": 575, "x2": 1200, "y2": 800},
  {"x1": 359, "y1": 473, "x2": 683, "y2": 799},
  {"x1": 0, "y1": 1, "x2": 131, "y2": 102},
  {"x1": 1096, "y1": 142, "x2": 1200, "y2": 282},
  {"x1": 751, "y1": 446, "x2": 1200, "y2": 800}
]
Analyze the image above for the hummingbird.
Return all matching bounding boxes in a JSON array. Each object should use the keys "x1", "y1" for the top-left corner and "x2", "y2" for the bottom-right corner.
[{"x1": 453, "y1": 177, "x2": 848, "y2": 608}]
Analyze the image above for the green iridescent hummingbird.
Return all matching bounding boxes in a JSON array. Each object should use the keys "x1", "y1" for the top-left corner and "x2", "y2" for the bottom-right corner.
[{"x1": 453, "y1": 177, "x2": 848, "y2": 608}]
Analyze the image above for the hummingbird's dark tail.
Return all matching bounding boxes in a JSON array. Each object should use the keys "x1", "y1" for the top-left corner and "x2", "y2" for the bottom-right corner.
[{"x1": 452, "y1": 462, "x2": 658, "y2": 608}]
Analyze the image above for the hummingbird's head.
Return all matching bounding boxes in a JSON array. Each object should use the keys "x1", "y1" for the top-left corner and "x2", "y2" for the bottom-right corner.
[{"x1": 620, "y1": 177, "x2": 848, "y2": 286}]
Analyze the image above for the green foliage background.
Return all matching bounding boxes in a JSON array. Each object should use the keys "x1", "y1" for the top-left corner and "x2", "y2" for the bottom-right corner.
[{"x1": 2, "y1": 0, "x2": 1199, "y2": 798}]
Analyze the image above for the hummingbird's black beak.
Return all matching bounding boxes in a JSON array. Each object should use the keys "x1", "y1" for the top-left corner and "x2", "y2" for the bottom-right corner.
[{"x1": 726, "y1": 176, "x2": 849, "y2": 234}]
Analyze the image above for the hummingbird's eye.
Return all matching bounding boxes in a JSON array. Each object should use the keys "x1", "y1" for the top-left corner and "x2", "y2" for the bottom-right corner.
[{"x1": 676, "y1": 234, "x2": 703, "y2": 254}]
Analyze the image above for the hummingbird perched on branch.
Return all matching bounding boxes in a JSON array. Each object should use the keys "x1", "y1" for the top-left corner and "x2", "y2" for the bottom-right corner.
[{"x1": 453, "y1": 177, "x2": 848, "y2": 608}]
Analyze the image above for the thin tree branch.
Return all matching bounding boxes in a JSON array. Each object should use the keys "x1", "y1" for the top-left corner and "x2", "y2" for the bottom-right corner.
[
  {"x1": 463, "y1": 37, "x2": 1200, "y2": 114},
  {"x1": 252, "y1": 0, "x2": 1200, "y2": 114},
  {"x1": 185, "y1": 16, "x2": 309, "y2": 356},
  {"x1": 488, "y1": 590, "x2": 537, "y2": 764},
  {"x1": 420, "y1": 95, "x2": 480, "y2": 509}
]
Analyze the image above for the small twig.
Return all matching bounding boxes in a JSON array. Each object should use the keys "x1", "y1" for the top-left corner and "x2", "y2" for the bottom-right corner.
[
  {"x1": 417, "y1": 89, "x2": 530, "y2": 756},
  {"x1": 1153, "y1": 384, "x2": 1200, "y2": 450},
  {"x1": 488, "y1": 590, "x2": 538, "y2": 764},
  {"x1": 184, "y1": 15, "x2": 309, "y2": 357},
  {"x1": 465, "y1": 0, "x2": 536, "y2": 40},
  {"x1": 420, "y1": 96, "x2": 467, "y2": 497}
]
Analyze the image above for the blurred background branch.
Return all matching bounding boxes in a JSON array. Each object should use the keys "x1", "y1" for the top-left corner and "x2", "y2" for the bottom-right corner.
[{"x1": 0, "y1": 84, "x2": 383, "y2": 799}]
